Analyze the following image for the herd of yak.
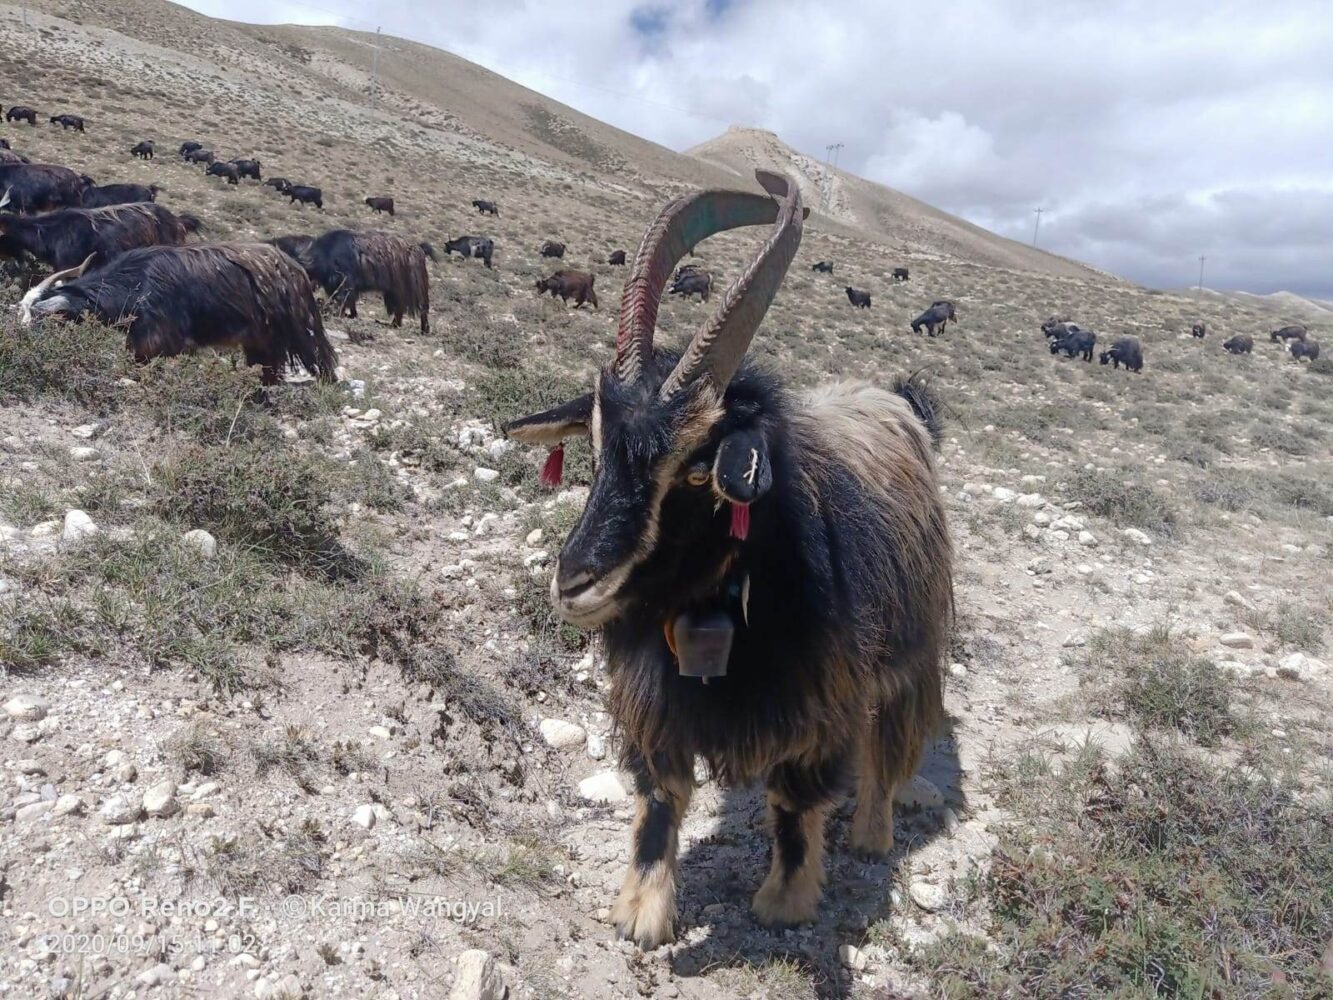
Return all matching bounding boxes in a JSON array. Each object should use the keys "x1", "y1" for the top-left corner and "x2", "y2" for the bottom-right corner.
[{"x1": 0, "y1": 105, "x2": 1322, "y2": 386}]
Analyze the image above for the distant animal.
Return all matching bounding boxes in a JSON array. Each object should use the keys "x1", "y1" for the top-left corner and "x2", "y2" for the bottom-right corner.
[
  {"x1": 1099, "y1": 336, "x2": 1143, "y2": 372},
  {"x1": 301, "y1": 229, "x2": 430, "y2": 333},
  {"x1": 608, "y1": 249, "x2": 626, "y2": 266},
  {"x1": 0, "y1": 163, "x2": 92, "y2": 213},
  {"x1": 6, "y1": 107, "x2": 38, "y2": 126},
  {"x1": 178, "y1": 141, "x2": 203, "y2": 159},
  {"x1": 1190, "y1": 322, "x2": 1206, "y2": 338},
  {"x1": 535, "y1": 269, "x2": 597, "y2": 309},
  {"x1": 1290, "y1": 340, "x2": 1320, "y2": 362},
  {"x1": 267, "y1": 234, "x2": 313, "y2": 260},
  {"x1": 472, "y1": 199, "x2": 499, "y2": 216},
  {"x1": 540, "y1": 240, "x2": 566, "y2": 258},
  {"x1": 911, "y1": 300, "x2": 957, "y2": 336},
  {"x1": 0, "y1": 197, "x2": 198, "y2": 270},
  {"x1": 230, "y1": 159, "x2": 262, "y2": 181},
  {"x1": 50, "y1": 114, "x2": 85, "y2": 132},
  {"x1": 129, "y1": 141, "x2": 155, "y2": 160},
  {"x1": 1270, "y1": 325, "x2": 1306, "y2": 343},
  {"x1": 364, "y1": 196, "x2": 394, "y2": 216},
  {"x1": 669, "y1": 269, "x2": 713, "y2": 302},
  {"x1": 287, "y1": 185, "x2": 323, "y2": 209},
  {"x1": 443, "y1": 235, "x2": 493, "y2": 269},
  {"x1": 1041, "y1": 316, "x2": 1074, "y2": 339},
  {"x1": 1222, "y1": 335, "x2": 1253, "y2": 354},
  {"x1": 845, "y1": 286, "x2": 871, "y2": 308},
  {"x1": 0, "y1": 138, "x2": 9, "y2": 149},
  {"x1": 19, "y1": 245, "x2": 337, "y2": 385},
  {"x1": 264, "y1": 177, "x2": 292, "y2": 194},
  {"x1": 892, "y1": 267, "x2": 910, "y2": 281},
  {"x1": 1051, "y1": 327, "x2": 1096, "y2": 361},
  {"x1": 501, "y1": 170, "x2": 951, "y2": 950},
  {"x1": 206, "y1": 161, "x2": 240, "y2": 185},
  {"x1": 811, "y1": 260, "x2": 833, "y2": 274},
  {"x1": 185, "y1": 149, "x2": 215, "y2": 166},
  {"x1": 79, "y1": 183, "x2": 160, "y2": 208}
]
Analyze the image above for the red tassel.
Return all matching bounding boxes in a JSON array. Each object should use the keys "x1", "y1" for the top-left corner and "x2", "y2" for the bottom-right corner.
[
  {"x1": 729, "y1": 502, "x2": 750, "y2": 540},
  {"x1": 539, "y1": 445, "x2": 564, "y2": 488}
]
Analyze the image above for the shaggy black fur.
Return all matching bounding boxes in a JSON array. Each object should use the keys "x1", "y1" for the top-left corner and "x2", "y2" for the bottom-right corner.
[
  {"x1": 0, "y1": 202, "x2": 196, "y2": 270},
  {"x1": 302, "y1": 229, "x2": 430, "y2": 332},
  {"x1": 0, "y1": 163, "x2": 90, "y2": 213}
]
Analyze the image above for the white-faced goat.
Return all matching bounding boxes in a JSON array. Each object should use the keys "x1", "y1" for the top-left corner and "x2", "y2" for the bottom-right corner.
[{"x1": 503, "y1": 170, "x2": 953, "y2": 948}]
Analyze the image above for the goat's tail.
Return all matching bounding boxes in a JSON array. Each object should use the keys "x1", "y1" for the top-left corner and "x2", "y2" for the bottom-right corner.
[{"x1": 893, "y1": 371, "x2": 946, "y2": 448}]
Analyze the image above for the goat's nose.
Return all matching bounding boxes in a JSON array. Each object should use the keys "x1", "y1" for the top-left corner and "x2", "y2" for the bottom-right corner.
[{"x1": 556, "y1": 560, "x2": 597, "y2": 599}]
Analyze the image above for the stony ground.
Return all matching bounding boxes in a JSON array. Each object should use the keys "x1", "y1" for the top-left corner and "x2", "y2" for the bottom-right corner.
[{"x1": 2, "y1": 4, "x2": 1332, "y2": 999}]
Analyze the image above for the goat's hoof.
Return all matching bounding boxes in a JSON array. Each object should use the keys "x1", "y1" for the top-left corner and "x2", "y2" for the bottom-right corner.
[
  {"x1": 752, "y1": 874, "x2": 821, "y2": 928},
  {"x1": 610, "y1": 884, "x2": 676, "y2": 950},
  {"x1": 848, "y1": 827, "x2": 895, "y2": 861}
]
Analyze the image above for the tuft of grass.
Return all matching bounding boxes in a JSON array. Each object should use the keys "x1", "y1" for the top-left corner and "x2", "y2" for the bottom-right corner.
[
  {"x1": 1068, "y1": 469, "x2": 1179, "y2": 537},
  {"x1": 0, "y1": 316, "x2": 127, "y2": 413}
]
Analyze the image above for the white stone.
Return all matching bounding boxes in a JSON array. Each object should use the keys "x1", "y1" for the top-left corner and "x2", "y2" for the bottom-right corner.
[
  {"x1": 4, "y1": 694, "x2": 49, "y2": 722},
  {"x1": 909, "y1": 880, "x2": 947, "y2": 911},
  {"x1": 1015, "y1": 493, "x2": 1047, "y2": 508},
  {"x1": 487, "y1": 439, "x2": 511, "y2": 461},
  {"x1": 71, "y1": 424, "x2": 99, "y2": 439},
  {"x1": 450, "y1": 949, "x2": 504, "y2": 1000},
  {"x1": 61, "y1": 510, "x2": 98, "y2": 543},
  {"x1": 137, "y1": 964, "x2": 174, "y2": 987},
  {"x1": 473, "y1": 468, "x2": 501, "y2": 484},
  {"x1": 1224, "y1": 590, "x2": 1256, "y2": 612},
  {"x1": 181, "y1": 529, "x2": 217, "y2": 560},
  {"x1": 54, "y1": 795, "x2": 84, "y2": 817},
  {"x1": 1078, "y1": 530, "x2": 1098, "y2": 547},
  {"x1": 368, "y1": 726, "x2": 393, "y2": 740},
  {"x1": 143, "y1": 781, "x2": 180, "y2": 818},
  {"x1": 838, "y1": 944, "x2": 868, "y2": 971},
  {"x1": 352, "y1": 805, "x2": 376, "y2": 830},
  {"x1": 539, "y1": 718, "x2": 586, "y2": 751},
  {"x1": 577, "y1": 771, "x2": 628, "y2": 804},
  {"x1": 586, "y1": 733, "x2": 607, "y2": 760},
  {"x1": 525, "y1": 528, "x2": 544, "y2": 546},
  {"x1": 1052, "y1": 516, "x2": 1085, "y2": 532},
  {"x1": 100, "y1": 795, "x2": 141, "y2": 825},
  {"x1": 894, "y1": 775, "x2": 943, "y2": 811},
  {"x1": 1219, "y1": 632, "x2": 1254, "y2": 649},
  {"x1": 15, "y1": 801, "x2": 55, "y2": 823},
  {"x1": 69, "y1": 446, "x2": 99, "y2": 462},
  {"x1": 991, "y1": 487, "x2": 1017, "y2": 502},
  {"x1": 1122, "y1": 527, "x2": 1152, "y2": 546}
]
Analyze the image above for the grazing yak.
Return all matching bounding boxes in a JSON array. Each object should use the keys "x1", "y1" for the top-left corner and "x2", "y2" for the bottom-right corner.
[
  {"x1": 1270, "y1": 325, "x2": 1306, "y2": 344},
  {"x1": 6, "y1": 107, "x2": 38, "y2": 126},
  {"x1": 1290, "y1": 340, "x2": 1320, "y2": 362},
  {"x1": 185, "y1": 148, "x2": 215, "y2": 166},
  {"x1": 845, "y1": 286, "x2": 871, "y2": 308},
  {"x1": 1099, "y1": 336, "x2": 1143, "y2": 372},
  {"x1": 50, "y1": 114, "x2": 85, "y2": 132},
  {"x1": 267, "y1": 233, "x2": 313, "y2": 260},
  {"x1": 501, "y1": 171, "x2": 951, "y2": 948},
  {"x1": 80, "y1": 183, "x2": 160, "y2": 208},
  {"x1": 364, "y1": 196, "x2": 394, "y2": 216},
  {"x1": 911, "y1": 300, "x2": 956, "y2": 336},
  {"x1": 0, "y1": 164, "x2": 92, "y2": 213},
  {"x1": 892, "y1": 267, "x2": 910, "y2": 281},
  {"x1": 206, "y1": 161, "x2": 240, "y2": 185},
  {"x1": 287, "y1": 185, "x2": 323, "y2": 209},
  {"x1": 230, "y1": 159, "x2": 261, "y2": 181},
  {"x1": 811, "y1": 260, "x2": 834, "y2": 273},
  {"x1": 130, "y1": 141, "x2": 155, "y2": 160},
  {"x1": 0, "y1": 198, "x2": 199, "y2": 270},
  {"x1": 443, "y1": 235, "x2": 493, "y2": 268},
  {"x1": 179, "y1": 141, "x2": 203, "y2": 159},
  {"x1": 1041, "y1": 316, "x2": 1074, "y2": 339},
  {"x1": 472, "y1": 199, "x2": 499, "y2": 216},
  {"x1": 669, "y1": 268, "x2": 713, "y2": 302},
  {"x1": 608, "y1": 249, "x2": 627, "y2": 266},
  {"x1": 1222, "y1": 334, "x2": 1253, "y2": 354},
  {"x1": 1191, "y1": 322, "x2": 1206, "y2": 338},
  {"x1": 1051, "y1": 327, "x2": 1096, "y2": 361},
  {"x1": 301, "y1": 229, "x2": 430, "y2": 333},
  {"x1": 536, "y1": 269, "x2": 597, "y2": 309},
  {"x1": 264, "y1": 177, "x2": 292, "y2": 194},
  {"x1": 541, "y1": 240, "x2": 566, "y2": 258},
  {"x1": 19, "y1": 245, "x2": 337, "y2": 385}
]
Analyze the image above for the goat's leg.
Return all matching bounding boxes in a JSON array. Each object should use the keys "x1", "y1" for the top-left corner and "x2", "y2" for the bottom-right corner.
[
  {"x1": 753, "y1": 756, "x2": 846, "y2": 927},
  {"x1": 611, "y1": 758, "x2": 693, "y2": 949}
]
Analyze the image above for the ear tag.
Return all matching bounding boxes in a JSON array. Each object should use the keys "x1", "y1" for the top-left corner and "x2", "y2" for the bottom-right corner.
[{"x1": 538, "y1": 444, "x2": 564, "y2": 488}]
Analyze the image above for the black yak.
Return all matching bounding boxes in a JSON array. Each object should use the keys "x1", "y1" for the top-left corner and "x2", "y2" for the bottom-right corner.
[
  {"x1": 1051, "y1": 327, "x2": 1096, "y2": 361},
  {"x1": 179, "y1": 141, "x2": 203, "y2": 159},
  {"x1": 1270, "y1": 325, "x2": 1306, "y2": 343},
  {"x1": 185, "y1": 149, "x2": 215, "y2": 166},
  {"x1": 1191, "y1": 322, "x2": 1206, "y2": 338},
  {"x1": 364, "y1": 196, "x2": 394, "y2": 216},
  {"x1": 845, "y1": 286, "x2": 871, "y2": 308},
  {"x1": 267, "y1": 233, "x2": 313, "y2": 260},
  {"x1": 0, "y1": 149, "x2": 26, "y2": 166},
  {"x1": 892, "y1": 267, "x2": 910, "y2": 281},
  {"x1": 1222, "y1": 334, "x2": 1253, "y2": 354},
  {"x1": 0, "y1": 199, "x2": 198, "y2": 270},
  {"x1": 669, "y1": 268, "x2": 712, "y2": 302},
  {"x1": 264, "y1": 177, "x2": 292, "y2": 193},
  {"x1": 911, "y1": 300, "x2": 956, "y2": 336},
  {"x1": 50, "y1": 114, "x2": 85, "y2": 132},
  {"x1": 536, "y1": 269, "x2": 597, "y2": 308},
  {"x1": 19, "y1": 245, "x2": 337, "y2": 385},
  {"x1": 287, "y1": 185, "x2": 322, "y2": 209},
  {"x1": 1290, "y1": 340, "x2": 1320, "y2": 362},
  {"x1": 502, "y1": 171, "x2": 950, "y2": 948},
  {"x1": 608, "y1": 249, "x2": 627, "y2": 266},
  {"x1": 0, "y1": 164, "x2": 91, "y2": 213},
  {"x1": 444, "y1": 235, "x2": 493, "y2": 268},
  {"x1": 206, "y1": 161, "x2": 240, "y2": 185},
  {"x1": 1099, "y1": 336, "x2": 1144, "y2": 372},
  {"x1": 540, "y1": 240, "x2": 566, "y2": 258},
  {"x1": 811, "y1": 260, "x2": 833, "y2": 273},
  {"x1": 472, "y1": 199, "x2": 499, "y2": 216},
  {"x1": 129, "y1": 141, "x2": 155, "y2": 160},
  {"x1": 301, "y1": 229, "x2": 429, "y2": 333},
  {"x1": 230, "y1": 159, "x2": 261, "y2": 181},
  {"x1": 6, "y1": 107, "x2": 38, "y2": 126},
  {"x1": 80, "y1": 183, "x2": 160, "y2": 208}
]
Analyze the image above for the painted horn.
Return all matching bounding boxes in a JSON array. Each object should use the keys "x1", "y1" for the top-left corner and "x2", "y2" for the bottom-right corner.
[{"x1": 615, "y1": 169, "x2": 803, "y2": 385}]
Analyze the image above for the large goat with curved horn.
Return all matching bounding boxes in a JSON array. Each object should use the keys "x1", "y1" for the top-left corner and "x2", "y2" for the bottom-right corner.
[{"x1": 503, "y1": 171, "x2": 953, "y2": 947}]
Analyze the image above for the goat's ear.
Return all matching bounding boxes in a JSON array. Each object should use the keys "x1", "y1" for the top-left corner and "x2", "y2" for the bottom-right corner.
[
  {"x1": 502, "y1": 393, "x2": 593, "y2": 445},
  {"x1": 712, "y1": 428, "x2": 772, "y2": 505}
]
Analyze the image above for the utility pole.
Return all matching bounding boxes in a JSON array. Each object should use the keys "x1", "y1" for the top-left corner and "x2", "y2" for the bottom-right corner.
[
  {"x1": 1032, "y1": 207, "x2": 1044, "y2": 248},
  {"x1": 370, "y1": 26, "x2": 382, "y2": 108},
  {"x1": 1197, "y1": 255, "x2": 1207, "y2": 292},
  {"x1": 822, "y1": 143, "x2": 843, "y2": 211}
]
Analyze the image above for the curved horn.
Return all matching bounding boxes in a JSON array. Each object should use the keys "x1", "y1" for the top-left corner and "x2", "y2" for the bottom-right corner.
[
  {"x1": 615, "y1": 172, "x2": 799, "y2": 384},
  {"x1": 0, "y1": 187, "x2": 10, "y2": 210},
  {"x1": 32, "y1": 253, "x2": 97, "y2": 295},
  {"x1": 658, "y1": 171, "x2": 804, "y2": 400}
]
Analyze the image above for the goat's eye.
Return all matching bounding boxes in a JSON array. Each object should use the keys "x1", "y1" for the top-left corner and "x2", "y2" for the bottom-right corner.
[{"x1": 685, "y1": 465, "x2": 711, "y2": 488}]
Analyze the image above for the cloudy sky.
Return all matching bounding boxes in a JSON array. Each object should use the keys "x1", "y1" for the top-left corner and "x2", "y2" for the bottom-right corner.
[{"x1": 178, "y1": 0, "x2": 1333, "y2": 298}]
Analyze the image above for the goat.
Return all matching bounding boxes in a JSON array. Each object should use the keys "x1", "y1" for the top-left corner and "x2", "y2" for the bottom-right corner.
[
  {"x1": 301, "y1": 229, "x2": 429, "y2": 333},
  {"x1": 1290, "y1": 340, "x2": 1320, "y2": 362},
  {"x1": 535, "y1": 269, "x2": 597, "y2": 309},
  {"x1": 1270, "y1": 325, "x2": 1306, "y2": 343},
  {"x1": 129, "y1": 141, "x2": 155, "y2": 160},
  {"x1": 6, "y1": 107, "x2": 38, "y2": 126},
  {"x1": 911, "y1": 300, "x2": 956, "y2": 335},
  {"x1": 443, "y1": 235, "x2": 493, "y2": 269},
  {"x1": 541, "y1": 240, "x2": 566, "y2": 258},
  {"x1": 287, "y1": 185, "x2": 323, "y2": 209},
  {"x1": 892, "y1": 267, "x2": 909, "y2": 281},
  {"x1": 229, "y1": 159, "x2": 261, "y2": 181},
  {"x1": 0, "y1": 164, "x2": 91, "y2": 213},
  {"x1": 80, "y1": 183, "x2": 160, "y2": 208},
  {"x1": 608, "y1": 249, "x2": 627, "y2": 266},
  {"x1": 1191, "y1": 322, "x2": 1206, "y2": 338},
  {"x1": 178, "y1": 141, "x2": 203, "y2": 159},
  {"x1": 502, "y1": 170, "x2": 950, "y2": 949},
  {"x1": 811, "y1": 260, "x2": 833, "y2": 274},
  {"x1": 267, "y1": 233, "x2": 313, "y2": 260},
  {"x1": 1051, "y1": 327, "x2": 1096, "y2": 361},
  {"x1": 472, "y1": 199, "x2": 499, "y2": 216},
  {"x1": 1099, "y1": 336, "x2": 1143, "y2": 372},
  {"x1": 669, "y1": 269, "x2": 712, "y2": 302},
  {"x1": 206, "y1": 161, "x2": 240, "y2": 185},
  {"x1": 264, "y1": 177, "x2": 292, "y2": 194},
  {"x1": 1222, "y1": 334, "x2": 1253, "y2": 354},
  {"x1": 845, "y1": 286, "x2": 871, "y2": 308},
  {"x1": 19, "y1": 245, "x2": 337, "y2": 384},
  {"x1": 364, "y1": 196, "x2": 394, "y2": 216},
  {"x1": 50, "y1": 114, "x2": 85, "y2": 132},
  {"x1": 0, "y1": 198, "x2": 198, "y2": 270},
  {"x1": 185, "y1": 149, "x2": 215, "y2": 166}
]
